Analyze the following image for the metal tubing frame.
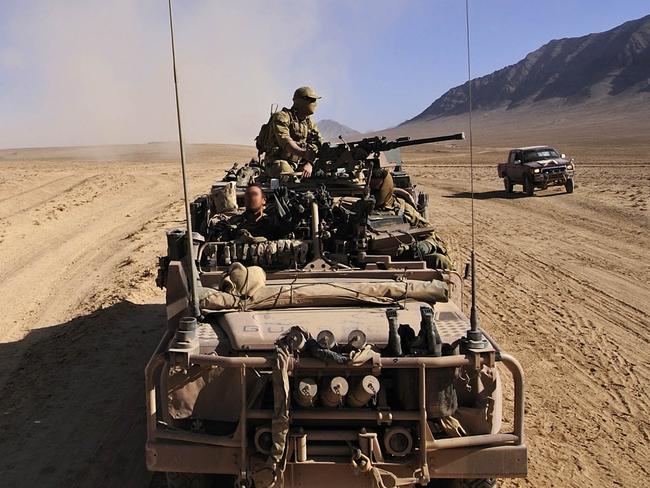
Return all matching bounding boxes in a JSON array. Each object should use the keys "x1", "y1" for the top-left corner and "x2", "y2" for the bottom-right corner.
[
  {"x1": 186, "y1": 353, "x2": 484, "y2": 370},
  {"x1": 239, "y1": 366, "x2": 248, "y2": 482},
  {"x1": 246, "y1": 409, "x2": 419, "y2": 422},
  {"x1": 145, "y1": 349, "x2": 525, "y2": 456},
  {"x1": 500, "y1": 353, "x2": 525, "y2": 444},
  {"x1": 418, "y1": 363, "x2": 430, "y2": 483}
]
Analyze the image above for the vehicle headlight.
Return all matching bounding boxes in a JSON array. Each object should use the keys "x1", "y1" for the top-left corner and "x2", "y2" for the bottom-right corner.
[
  {"x1": 566, "y1": 164, "x2": 573, "y2": 170},
  {"x1": 533, "y1": 168, "x2": 541, "y2": 174}
]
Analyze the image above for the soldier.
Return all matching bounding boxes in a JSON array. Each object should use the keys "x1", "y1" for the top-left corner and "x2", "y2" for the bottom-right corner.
[
  {"x1": 210, "y1": 183, "x2": 285, "y2": 241},
  {"x1": 370, "y1": 168, "x2": 453, "y2": 270},
  {"x1": 259, "y1": 86, "x2": 323, "y2": 180}
]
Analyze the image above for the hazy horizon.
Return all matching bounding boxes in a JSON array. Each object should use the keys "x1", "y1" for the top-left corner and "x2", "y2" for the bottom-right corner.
[{"x1": 1, "y1": 0, "x2": 648, "y2": 149}]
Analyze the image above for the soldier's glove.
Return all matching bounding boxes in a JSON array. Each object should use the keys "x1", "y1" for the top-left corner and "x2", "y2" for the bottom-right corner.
[
  {"x1": 210, "y1": 220, "x2": 236, "y2": 239},
  {"x1": 396, "y1": 243, "x2": 412, "y2": 256},
  {"x1": 236, "y1": 229, "x2": 267, "y2": 244}
]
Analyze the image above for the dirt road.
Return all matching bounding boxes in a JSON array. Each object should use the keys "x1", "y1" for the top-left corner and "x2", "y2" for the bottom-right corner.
[
  {"x1": 0, "y1": 144, "x2": 648, "y2": 487},
  {"x1": 409, "y1": 158, "x2": 650, "y2": 488},
  {"x1": 0, "y1": 145, "x2": 253, "y2": 487}
]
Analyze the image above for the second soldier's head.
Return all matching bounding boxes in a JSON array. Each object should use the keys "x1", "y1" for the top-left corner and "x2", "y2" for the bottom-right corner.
[
  {"x1": 370, "y1": 168, "x2": 395, "y2": 209},
  {"x1": 292, "y1": 86, "x2": 321, "y2": 117},
  {"x1": 244, "y1": 183, "x2": 266, "y2": 214}
]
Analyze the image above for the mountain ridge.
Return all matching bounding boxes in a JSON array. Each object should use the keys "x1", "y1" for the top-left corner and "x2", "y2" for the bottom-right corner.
[
  {"x1": 403, "y1": 14, "x2": 650, "y2": 125},
  {"x1": 317, "y1": 119, "x2": 362, "y2": 142}
]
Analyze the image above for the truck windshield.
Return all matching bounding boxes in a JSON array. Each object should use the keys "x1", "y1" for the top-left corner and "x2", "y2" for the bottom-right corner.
[{"x1": 523, "y1": 148, "x2": 559, "y2": 162}]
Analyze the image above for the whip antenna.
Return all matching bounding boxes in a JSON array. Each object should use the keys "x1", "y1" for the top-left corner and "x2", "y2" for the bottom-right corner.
[
  {"x1": 168, "y1": 0, "x2": 200, "y2": 317},
  {"x1": 464, "y1": 0, "x2": 487, "y2": 348}
]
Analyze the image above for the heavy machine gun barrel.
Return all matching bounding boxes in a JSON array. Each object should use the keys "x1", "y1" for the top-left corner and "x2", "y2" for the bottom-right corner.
[
  {"x1": 316, "y1": 132, "x2": 465, "y2": 164},
  {"x1": 384, "y1": 132, "x2": 465, "y2": 149}
]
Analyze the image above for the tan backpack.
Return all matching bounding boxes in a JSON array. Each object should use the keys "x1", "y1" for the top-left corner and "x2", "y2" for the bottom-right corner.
[{"x1": 255, "y1": 104, "x2": 279, "y2": 155}]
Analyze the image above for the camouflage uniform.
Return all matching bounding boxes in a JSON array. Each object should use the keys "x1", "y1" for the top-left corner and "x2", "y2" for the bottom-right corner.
[
  {"x1": 264, "y1": 107, "x2": 321, "y2": 178},
  {"x1": 373, "y1": 172, "x2": 453, "y2": 270},
  {"x1": 211, "y1": 210, "x2": 279, "y2": 242},
  {"x1": 385, "y1": 197, "x2": 452, "y2": 269}
]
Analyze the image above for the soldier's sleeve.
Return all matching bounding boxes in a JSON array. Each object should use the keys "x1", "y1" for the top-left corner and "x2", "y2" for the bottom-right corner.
[
  {"x1": 402, "y1": 201, "x2": 448, "y2": 254},
  {"x1": 402, "y1": 202, "x2": 430, "y2": 228},
  {"x1": 210, "y1": 215, "x2": 229, "y2": 240},
  {"x1": 271, "y1": 111, "x2": 294, "y2": 151}
]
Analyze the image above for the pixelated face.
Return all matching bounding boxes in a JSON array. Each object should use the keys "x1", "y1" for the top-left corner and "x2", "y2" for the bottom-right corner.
[
  {"x1": 245, "y1": 186, "x2": 265, "y2": 211},
  {"x1": 302, "y1": 96, "x2": 318, "y2": 114},
  {"x1": 294, "y1": 95, "x2": 318, "y2": 116}
]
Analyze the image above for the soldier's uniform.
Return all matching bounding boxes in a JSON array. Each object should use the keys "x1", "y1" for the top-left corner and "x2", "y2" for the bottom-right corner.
[
  {"x1": 211, "y1": 210, "x2": 278, "y2": 242},
  {"x1": 373, "y1": 172, "x2": 453, "y2": 270},
  {"x1": 258, "y1": 86, "x2": 322, "y2": 179},
  {"x1": 385, "y1": 197, "x2": 452, "y2": 269},
  {"x1": 264, "y1": 107, "x2": 322, "y2": 178}
]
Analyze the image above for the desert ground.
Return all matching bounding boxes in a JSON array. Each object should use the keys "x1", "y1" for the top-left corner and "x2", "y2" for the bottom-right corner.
[{"x1": 0, "y1": 140, "x2": 648, "y2": 487}]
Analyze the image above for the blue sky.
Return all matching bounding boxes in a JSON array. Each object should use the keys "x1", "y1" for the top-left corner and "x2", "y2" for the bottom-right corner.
[{"x1": 0, "y1": 0, "x2": 648, "y2": 148}]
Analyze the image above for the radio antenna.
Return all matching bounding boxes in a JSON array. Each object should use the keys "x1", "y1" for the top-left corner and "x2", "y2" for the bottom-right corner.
[
  {"x1": 167, "y1": 0, "x2": 200, "y2": 317},
  {"x1": 464, "y1": 0, "x2": 487, "y2": 348}
]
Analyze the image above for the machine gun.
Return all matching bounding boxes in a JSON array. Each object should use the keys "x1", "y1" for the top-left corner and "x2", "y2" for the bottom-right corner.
[{"x1": 314, "y1": 132, "x2": 465, "y2": 174}]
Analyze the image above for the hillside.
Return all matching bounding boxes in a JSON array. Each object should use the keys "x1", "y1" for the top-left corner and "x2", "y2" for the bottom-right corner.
[
  {"x1": 402, "y1": 14, "x2": 650, "y2": 134},
  {"x1": 317, "y1": 119, "x2": 362, "y2": 142}
]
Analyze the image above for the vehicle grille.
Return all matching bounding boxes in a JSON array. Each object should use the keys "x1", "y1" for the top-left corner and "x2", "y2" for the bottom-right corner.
[{"x1": 542, "y1": 166, "x2": 566, "y2": 174}]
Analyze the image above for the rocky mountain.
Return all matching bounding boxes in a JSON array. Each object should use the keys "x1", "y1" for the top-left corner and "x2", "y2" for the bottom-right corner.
[
  {"x1": 317, "y1": 119, "x2": 362, "y2": 142},
  {"x1": 404, "y1": 14, "x2": 650, "y2": 124}
]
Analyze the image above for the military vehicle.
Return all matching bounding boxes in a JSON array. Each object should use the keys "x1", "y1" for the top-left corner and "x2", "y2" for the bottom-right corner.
[
  {"x1": 498, "y1": 146, "x2": 576, "y2": 196},
  {"x1": 146, "y1": 132, "x2": 528, "y2": 488}
]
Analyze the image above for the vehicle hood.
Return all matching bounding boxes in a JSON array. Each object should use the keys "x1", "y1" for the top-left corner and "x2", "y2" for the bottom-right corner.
[{"x1": 216, "y1": 301, "x2": 469, "y2": 350}]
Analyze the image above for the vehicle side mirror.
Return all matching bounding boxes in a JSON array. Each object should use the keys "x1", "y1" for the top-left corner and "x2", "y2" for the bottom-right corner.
[
  {"x1": 514, "y1": 159, "x2": 521, "y2": 165},
  {"x1": 561, "y1": 153, "x2": 566, "y2": 159}
]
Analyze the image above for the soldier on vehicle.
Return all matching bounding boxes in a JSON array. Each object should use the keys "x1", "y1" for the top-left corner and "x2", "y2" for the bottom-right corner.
[
  {"x1": 370, "y1": 168, "x2": 453, "y2": 270},
  {"x1": 210, "y1": 183, "x2": 287, "y2": 241},
  {"x1": 257, "y1": 86, "x2": 323, "y2": 180}
]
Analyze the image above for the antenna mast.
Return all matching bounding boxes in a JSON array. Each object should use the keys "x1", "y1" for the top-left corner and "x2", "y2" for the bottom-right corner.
[
  {"x1": 167, "y1": 0, "x2": 200, "y2": 317},
  {"x1": 465, "y1": 0, "x2": 487, "y2": 348}
]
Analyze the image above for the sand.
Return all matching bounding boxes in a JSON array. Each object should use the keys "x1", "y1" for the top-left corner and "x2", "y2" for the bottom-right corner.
[{"x1": 0, "y1": 141, "x2": 648, "y2": 487}]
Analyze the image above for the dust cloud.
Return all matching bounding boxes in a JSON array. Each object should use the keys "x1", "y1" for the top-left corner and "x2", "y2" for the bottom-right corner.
[{"x1": 0, "y1": 0, "x2": 396, "y2": 149}]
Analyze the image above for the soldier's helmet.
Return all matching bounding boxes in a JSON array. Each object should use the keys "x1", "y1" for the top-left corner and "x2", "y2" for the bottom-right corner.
[
  {"x1": 292, "y1": 86, "x2": 321, "y2": 115},
  {"x1": 293, "y1": 86, "x2": 321, "y2": 101}
]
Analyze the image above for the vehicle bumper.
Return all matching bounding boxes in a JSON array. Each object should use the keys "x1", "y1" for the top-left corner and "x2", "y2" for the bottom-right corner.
[
  {"x1": 533, "y1": 170, "x2": 574, "y2": 187},
  {"x1": 146, "y1": 440, "x2": 527, "y2": 480},
  {"x1": 145, "y1": 344, "x2": 528, "y2": 483}
]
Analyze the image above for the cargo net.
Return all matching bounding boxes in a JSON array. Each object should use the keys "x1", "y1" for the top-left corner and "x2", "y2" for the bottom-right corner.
[{"x1": 199, "y1": 240, "x2": 310, "y2": 269}]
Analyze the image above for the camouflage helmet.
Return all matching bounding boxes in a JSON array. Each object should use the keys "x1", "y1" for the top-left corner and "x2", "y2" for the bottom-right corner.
[{"x1": 292, "y1": 86, "x2": 321, "y2": 116}]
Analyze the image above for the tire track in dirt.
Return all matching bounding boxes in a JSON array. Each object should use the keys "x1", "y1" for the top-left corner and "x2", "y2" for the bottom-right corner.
[
  {"x1": 0, "y1": 172, "x2": 191, "y2": 488},
  {"x1": 421, "y1": 175, "x2": 650, "y2": 487},
  {"x1": 0, "y1": 147, "x2": 646, "y2": 487},
  {"x1": 0, "y1": 173, "x2": 78, "y2": 203},
  {"x1": 0, "y1": 171, "x2": 183, "y2": 392},
  {"x1": 0, "y1": 175, "x2": 102, "y2": 220}
]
